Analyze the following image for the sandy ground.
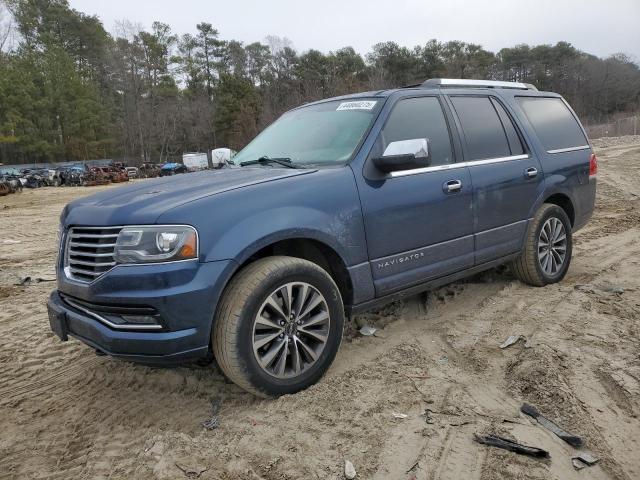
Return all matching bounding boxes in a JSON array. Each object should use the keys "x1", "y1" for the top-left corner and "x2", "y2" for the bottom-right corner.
[{"x1": 1, "y1": 140, "x2": 639, "y2": 480}]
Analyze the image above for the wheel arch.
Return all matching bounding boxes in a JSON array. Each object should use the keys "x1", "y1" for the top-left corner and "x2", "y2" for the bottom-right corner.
[
  {"x1": 543, "y1": 192, "x2": 575, "y2": 227},
  {"x1": 231, "y1": 236, "x2": 354, "y2": 308}
]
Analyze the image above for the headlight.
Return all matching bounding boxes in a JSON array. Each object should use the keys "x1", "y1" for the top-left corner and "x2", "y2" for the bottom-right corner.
[{"x1": 114, "y1": 225, "x2": 198, "y2": 264}]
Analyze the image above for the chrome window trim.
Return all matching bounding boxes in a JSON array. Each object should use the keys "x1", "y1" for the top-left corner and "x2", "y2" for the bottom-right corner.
[
  {"x1": 63, "y1": 297, "x2": 163, "y2": 331},
  {"x1": 546, "y1": 145, "x2": 590, "y2": 154},
  {"x1": 388, "y1": 154, "x2": 530, "y2": 178}
]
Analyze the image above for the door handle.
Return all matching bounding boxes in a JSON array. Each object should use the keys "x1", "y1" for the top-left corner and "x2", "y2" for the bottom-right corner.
[
  {"x1": 443, "y1": 180, "x2": 462, "y2": 193},
  {"x1": 524, "y1": 167, "x2": 538, "y2": 178}
]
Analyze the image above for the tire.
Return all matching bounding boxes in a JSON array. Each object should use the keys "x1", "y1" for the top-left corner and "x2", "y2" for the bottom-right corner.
[
  {"x1": 213, "y1": 256, "x2": 344, "y2": 397},
  {"x1": 511, "y1": 203, "x2": 573, "y2": 287}
]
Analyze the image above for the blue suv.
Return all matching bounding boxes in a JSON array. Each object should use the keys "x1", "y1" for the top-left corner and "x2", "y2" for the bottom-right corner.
[{"x1": 47, "y1": 78, "x2": 597, "y2": 397}]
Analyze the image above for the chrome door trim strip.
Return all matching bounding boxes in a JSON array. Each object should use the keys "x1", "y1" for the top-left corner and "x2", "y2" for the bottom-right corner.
[
  {"x1": 547, "y1": 145, "x2": 590, "y2": 154},
  {"x1": 388, "y1": 154, "x2": 530, "y2": 178}
]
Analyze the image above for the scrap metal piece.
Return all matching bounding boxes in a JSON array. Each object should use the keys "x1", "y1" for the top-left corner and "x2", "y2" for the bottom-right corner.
[
  {"x1": 520, "y1": 403, "x2": 584, "y2": 447},
  {"x1": 572, "y1": 458, "x2": 588, "y2": 470},
  {"x1": 474, "y1": 434, "x2": 549, "y2": 458},
  {"x1": 572, "y1": 452, "x2": 599, "y2": 466}
]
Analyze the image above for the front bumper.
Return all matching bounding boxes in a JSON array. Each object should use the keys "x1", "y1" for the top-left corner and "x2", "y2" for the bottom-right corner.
[{"x1": 47, "y1": 259, "x2": 235, "y2": 365}]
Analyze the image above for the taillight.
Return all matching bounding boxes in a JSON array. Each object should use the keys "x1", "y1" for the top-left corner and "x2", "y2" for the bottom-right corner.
[{"x1": 589, "y1": 153, "x2": 598, "y2": 176}]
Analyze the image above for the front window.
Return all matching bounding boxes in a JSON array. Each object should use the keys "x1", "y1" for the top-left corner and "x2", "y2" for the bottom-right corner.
[{"x1": 232, "y1": 98, "x2": 382, "y2": 167}]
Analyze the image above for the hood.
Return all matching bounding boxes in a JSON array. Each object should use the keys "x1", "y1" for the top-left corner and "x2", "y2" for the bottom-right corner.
[{"x1": 62, "y1": 167, "x2": 314, "y2": 226}]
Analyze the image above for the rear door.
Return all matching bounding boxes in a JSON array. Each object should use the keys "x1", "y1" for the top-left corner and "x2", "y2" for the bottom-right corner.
[
  {"x1": 516, "y1": 96, "x2": 595, "y2": 229},
  {"x1": 357, "y1": 95, "x2": 475, "y2": 296},
  {"x1": 448, "y1": 95, "x2": 544, "y2": 264}
]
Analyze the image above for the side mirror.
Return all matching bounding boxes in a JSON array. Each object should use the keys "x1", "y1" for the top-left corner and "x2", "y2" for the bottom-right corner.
[{"x1": 373, "y1": 138, "x2": 430, "y2": 173}]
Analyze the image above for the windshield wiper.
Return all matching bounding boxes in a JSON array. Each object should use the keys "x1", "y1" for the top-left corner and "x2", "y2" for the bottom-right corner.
[{"x1": 239, "y1": 156, "x2": 299, "y2": 169}]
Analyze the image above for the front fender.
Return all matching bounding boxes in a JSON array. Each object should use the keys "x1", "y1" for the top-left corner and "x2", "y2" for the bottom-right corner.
[
  {"x1": 157, "y1": 167, "x2": 369, "y2": 267},
  {"x1": 210, "y1": 208, "x2": 356, "y2": 265}
]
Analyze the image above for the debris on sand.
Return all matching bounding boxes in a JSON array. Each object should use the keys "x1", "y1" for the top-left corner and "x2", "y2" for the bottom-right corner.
[
  {"x1": 602, "y1": 286, "x2": 625, "y2": 294},
  {"x1": 391, "y1": 412, "x2": 408, "y2": 419},
  {"x1": 175, "y1": 462, "x2": 208, "y2": 478},
  {"x1": 344, "y1": 459, "x2": 356, "y2": 479},
  {"x1": 14, "y1": 276, "x2": 56, "y2": 286},
  {"x1": 474, "y1": 434, "x2": 549, "y2": 458},
  {"x1": 359, "y1": 325, "x2": 377, "y2": 336},
  {"x1": 572, "y1": 452, "x2": 599, "y2": 469},
  {"x1": 423, "y1": 409, "x2": 435, "y2": 424},
  {"x1": 202, "y1": 397, "x2": 223, "y2": 430},
  {"x1": 500, "y1": 335, "x2": 526, "y2": 349},
  {"x1": 520, "y1": 403, "x2": 583, "y2": 447}
]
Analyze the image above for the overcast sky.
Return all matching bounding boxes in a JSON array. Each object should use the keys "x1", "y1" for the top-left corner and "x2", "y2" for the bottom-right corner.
[{"x1": 69, "y1": 0, "x2": 640, "y2": 61}]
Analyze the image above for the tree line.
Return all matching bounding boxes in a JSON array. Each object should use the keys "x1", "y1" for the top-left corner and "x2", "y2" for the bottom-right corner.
[{"x1": 1, "y1": 0, "x2": 639, "y2": 165}]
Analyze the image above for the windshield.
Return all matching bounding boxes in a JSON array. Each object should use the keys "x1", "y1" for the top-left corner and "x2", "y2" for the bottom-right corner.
[{"x1": 232, "y1": 98, "x2": 381, "y2": 167}]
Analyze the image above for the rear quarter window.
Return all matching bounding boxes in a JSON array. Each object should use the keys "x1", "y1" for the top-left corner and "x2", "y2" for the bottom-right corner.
[{"x1": 517, "y1": 97, "x2": 588, "y2": 152}]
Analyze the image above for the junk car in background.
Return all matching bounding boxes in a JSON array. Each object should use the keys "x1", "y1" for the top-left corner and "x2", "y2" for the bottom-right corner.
[
  {"x1": 159, "y1": 163, "x2": 188, "y2": 176},
  {"x1": 138, "y1": 163, "x2": 161, "y2": 178}
]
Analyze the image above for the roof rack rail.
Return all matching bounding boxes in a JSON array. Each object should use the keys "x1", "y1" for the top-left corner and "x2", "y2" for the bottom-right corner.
[{"x1": 421, "y1": 78, "x2": 538, "y2": 91}]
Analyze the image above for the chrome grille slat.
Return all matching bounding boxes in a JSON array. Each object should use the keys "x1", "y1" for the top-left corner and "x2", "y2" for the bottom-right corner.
[
  {"x1": 70, "y1": 233, "x2": 120, "y2": 239},
  {"x1": 69, "y1": 251, "x2": 115, "y2": 258},
  {"x1": 68, "y1": 258, "x2": 116, "y2": 268},
  {"x1": 65, "y1": 226, "x2": 122, "y2": 283},
  {"x1": 69, "y1": 267, "x2": 103, "y2": 276},
  {"x1": 69, "y1": 241, "x2": 117, "y2": 248}
]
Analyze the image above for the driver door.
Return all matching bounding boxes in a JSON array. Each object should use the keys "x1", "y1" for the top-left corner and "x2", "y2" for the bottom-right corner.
[{"x1": 357, "y1": 95, "x2": 475, "y2": 296}]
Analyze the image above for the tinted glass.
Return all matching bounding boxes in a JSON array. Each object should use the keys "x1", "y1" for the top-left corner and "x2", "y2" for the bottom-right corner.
[
  {"x1": 381, "y1": 96, "x2": 453, "y2": 166},
  {"x1": 451, "y1": 96, "x2": 510, "y2": 160},
  {"x1": 517, "y1": 97, "x2": 588, "y2": 151},
  {"x1": 491, "y1": 98, "x2": 525, "y2": 155},
  {"x1": 232, "y1": 99, "x2": 380, "y2": 166}
]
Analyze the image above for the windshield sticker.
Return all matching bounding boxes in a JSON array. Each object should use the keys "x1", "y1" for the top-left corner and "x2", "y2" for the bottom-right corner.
[{"x1": 336, "y1": 100, "x2": 377, "y2": 111}]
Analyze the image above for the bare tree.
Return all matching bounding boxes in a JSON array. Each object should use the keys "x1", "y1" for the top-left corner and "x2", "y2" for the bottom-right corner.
[{"x1": 0, "y1": 1, "x2": 16, "y2": 53}]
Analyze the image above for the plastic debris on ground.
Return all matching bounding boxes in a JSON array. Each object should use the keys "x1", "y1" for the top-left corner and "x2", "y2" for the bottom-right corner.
[
  {"x1": 520, "y1": 403, "x2": 583, "y2": 447},
  {"x1": 473, "y1": 434, "x2": 549, "y2": 458},
  {"x1": 500, "y1": 335, "x2": 527, "y2": 349},
  {"x1": 359, "y1": 325, "x2": 377, "y2": 336}
]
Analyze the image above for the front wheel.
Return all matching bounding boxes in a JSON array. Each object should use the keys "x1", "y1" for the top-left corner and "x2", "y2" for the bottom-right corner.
[
  {"x1": 510, "y1": 203, "x2": 573, "y2": 286},
  {"x1": 213, "y1": 256, "x2": 344, "y2": 397}
]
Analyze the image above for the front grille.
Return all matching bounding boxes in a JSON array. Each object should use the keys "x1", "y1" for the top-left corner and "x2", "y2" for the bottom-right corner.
[{"x1": 65, "y1": 226, "x2": 122, "y2": 282}]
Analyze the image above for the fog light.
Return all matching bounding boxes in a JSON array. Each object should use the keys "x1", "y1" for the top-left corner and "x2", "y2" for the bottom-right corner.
[{"x1": 121, "y1": 315, "x2": 159, "y2": 325}]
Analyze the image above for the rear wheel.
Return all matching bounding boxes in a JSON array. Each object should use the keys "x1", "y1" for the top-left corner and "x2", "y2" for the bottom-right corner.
[
  {"x1": 213, "y1": 256, "x2": 344, "y2": 397},
  {"x1": 511, "y1": 203, "x2": 572, "y2": 286}
]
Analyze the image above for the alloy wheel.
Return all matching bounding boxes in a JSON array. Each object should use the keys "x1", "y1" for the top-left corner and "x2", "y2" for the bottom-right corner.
[
  {"x1": 538, "y1": 217, "x2": 567, "y2": 275},
  {"x1": 252, "y1": 282, "x2": 330, "y2": 378}
]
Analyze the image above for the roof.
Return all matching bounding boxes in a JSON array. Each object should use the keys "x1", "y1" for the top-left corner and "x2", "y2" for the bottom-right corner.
[{"x1": 308, "y1": 78, "x2": 543, "y2": 106}]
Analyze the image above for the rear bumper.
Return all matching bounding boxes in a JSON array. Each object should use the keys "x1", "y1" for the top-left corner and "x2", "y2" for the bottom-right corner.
[{"x1": 48, "y1": 259, "x2": 235, "y2": 365}]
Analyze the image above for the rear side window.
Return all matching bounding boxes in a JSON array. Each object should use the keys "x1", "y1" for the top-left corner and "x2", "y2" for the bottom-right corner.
[
  {"x1": 491, "y1": 98, "x2": 524, "y2": 155},
  {"x1": 381, "y1": 96, "x2": 453, "y2": 166},
  {"x1": 517, "y1": 97, "x2": 588, "y2": 152},
  {"x1": 450, "y1": 96, "x2": 511, "y2": 160}
]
